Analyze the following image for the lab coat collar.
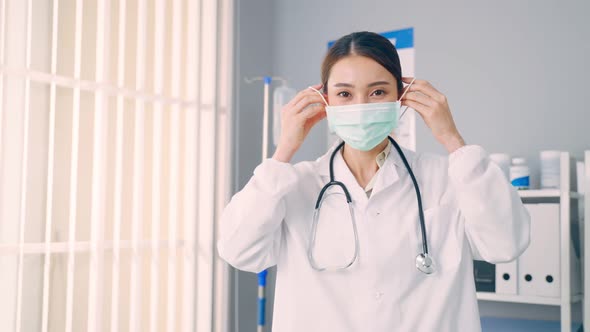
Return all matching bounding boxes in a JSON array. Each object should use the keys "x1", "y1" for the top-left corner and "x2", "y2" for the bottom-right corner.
[
  {"x1": 316, "y1": 139, "x2": 415, "y2": 197},
  {"x1": 317, "y1": 139, "x2": 413, "y2": 175}
]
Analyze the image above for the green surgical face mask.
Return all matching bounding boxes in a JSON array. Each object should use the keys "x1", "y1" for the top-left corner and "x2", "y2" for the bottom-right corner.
[
  {"x1": 325, "y1": 102, "x2": 400, "y2": 151},
  {"x1": 309, "y1": 78, "x2": 415, "y2": 151}
]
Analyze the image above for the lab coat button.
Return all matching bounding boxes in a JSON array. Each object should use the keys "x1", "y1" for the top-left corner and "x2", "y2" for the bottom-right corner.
[{"x1": 375, "y1": 292, "x2": 383, "y2": 299}]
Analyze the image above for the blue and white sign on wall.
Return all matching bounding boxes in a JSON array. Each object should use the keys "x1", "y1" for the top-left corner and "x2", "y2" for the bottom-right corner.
[{"x1": 327, "y1": 27, "x2": 416, "y2": 151}]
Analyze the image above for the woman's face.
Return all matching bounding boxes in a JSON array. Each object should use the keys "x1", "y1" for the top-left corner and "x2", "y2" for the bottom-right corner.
[{"x1": 326, "y1": 55, "x2": 399, "y2": 106}]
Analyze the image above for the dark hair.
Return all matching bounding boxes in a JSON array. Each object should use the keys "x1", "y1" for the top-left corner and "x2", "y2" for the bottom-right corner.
[{"x1": 321, "y1": 31, "x2": 403, "y2": 94}]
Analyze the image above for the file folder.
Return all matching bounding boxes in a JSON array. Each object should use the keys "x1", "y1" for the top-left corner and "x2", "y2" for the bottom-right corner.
[
  {"x1": 495, "y1": 260, "x2": 518, "y2": 295},
  {"x1": 518, "y1": 204, "x2": 560, "y2": 297}
]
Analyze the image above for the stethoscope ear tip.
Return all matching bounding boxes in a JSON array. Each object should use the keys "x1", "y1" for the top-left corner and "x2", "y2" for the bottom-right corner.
[{"x1": 416, "y1": 253, "x2": 436, "y2": 275}]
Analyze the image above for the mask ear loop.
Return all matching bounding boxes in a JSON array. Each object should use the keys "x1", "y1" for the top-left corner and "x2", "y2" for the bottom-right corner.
[
  {"x1": 398, "y1": 77, "x2": 416, "y2": 120},
  {"x1": 308, "y1": 86, "x2": 329, "y2": 106}
]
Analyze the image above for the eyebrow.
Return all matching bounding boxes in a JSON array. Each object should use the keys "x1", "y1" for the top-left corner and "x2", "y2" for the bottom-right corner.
[{"x1": 333, "y1": 81, "x2": 391, "y2": 88}]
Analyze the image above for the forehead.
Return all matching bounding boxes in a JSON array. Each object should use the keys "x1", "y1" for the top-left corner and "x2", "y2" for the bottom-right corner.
[{"x1": 328, "y1": 55, "x2": 395, "y2": 85}]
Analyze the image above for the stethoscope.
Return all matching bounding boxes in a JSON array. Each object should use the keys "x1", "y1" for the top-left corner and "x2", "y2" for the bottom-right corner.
[{"x1": 307, "y1": 136, "x2": 436, "y2": 274}]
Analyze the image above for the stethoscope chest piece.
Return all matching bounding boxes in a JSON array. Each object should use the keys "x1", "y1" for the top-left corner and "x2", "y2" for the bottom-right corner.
[{"x1": 415, "y1": 253, "x2": 436, "y2": 275}]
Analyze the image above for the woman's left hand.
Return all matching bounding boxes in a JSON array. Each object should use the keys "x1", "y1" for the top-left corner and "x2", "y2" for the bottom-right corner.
[{"x1": 400, "y1": 77, "x2": 465, "y2": 154}]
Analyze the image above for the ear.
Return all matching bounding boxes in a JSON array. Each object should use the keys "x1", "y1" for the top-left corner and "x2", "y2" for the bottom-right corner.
[{"x1": 321, "y1": 85, "x2": 329, "y2": 104}]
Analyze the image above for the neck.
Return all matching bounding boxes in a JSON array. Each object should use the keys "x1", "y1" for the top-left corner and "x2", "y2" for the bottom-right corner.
[{"x1": 341, "y1": 139, "x2": 389, "y2": 189}]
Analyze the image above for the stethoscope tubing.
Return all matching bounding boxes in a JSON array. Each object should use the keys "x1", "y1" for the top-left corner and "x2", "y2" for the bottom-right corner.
[{"x1": 313, "y1": 136, "x2": 430, "y2": 264}]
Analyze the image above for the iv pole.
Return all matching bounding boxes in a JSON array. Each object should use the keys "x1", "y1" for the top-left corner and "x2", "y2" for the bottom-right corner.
[{"x1": 243, "y1": 75, "x2": 287, "y2": 332}]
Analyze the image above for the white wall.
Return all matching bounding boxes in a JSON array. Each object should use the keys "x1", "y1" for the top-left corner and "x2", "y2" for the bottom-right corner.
[{"x1": 271, "y1": 0, "x2": 590, "y2": 164}]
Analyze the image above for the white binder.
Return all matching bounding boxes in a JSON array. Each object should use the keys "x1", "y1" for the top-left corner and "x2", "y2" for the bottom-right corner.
[
  {"x1": 496, "y1": 261, "x2": 518, "y2": 294},
  {"x1": 518, "y1": 203, "x2": 560, "y2": 297}
]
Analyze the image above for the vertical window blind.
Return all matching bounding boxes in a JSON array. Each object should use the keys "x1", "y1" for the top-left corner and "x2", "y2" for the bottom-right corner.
[{"x1": 0, "y1": 0, "x2": 232, "y2": 331}]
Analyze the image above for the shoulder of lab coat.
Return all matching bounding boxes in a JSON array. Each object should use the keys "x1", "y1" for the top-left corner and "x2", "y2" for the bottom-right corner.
[
  {"x1": 438, "y1": 145, "x2": 531, "y2": 263},
  {"x1": 216, "y1": 157, "x2": 317, "y2": 273}
]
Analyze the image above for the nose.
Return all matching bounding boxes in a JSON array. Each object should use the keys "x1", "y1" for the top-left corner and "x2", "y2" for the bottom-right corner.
[{"x1": 352, "y1": 95, "x2": 369, "y2": 104}]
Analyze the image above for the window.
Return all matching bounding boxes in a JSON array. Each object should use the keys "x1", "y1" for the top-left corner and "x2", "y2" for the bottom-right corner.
[{"x1": 0, "y1": 0, "x2": 232, "y2": 331}]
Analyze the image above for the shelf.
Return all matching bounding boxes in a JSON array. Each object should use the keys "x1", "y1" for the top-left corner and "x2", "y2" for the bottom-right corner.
[
  {"x1": 476, "y1": 292, "x2": 583, "y2": 306},
  {"x1": 518, "y1": 189, "x2": 583, "y2": 199},
  {"x1": 572, "y1": 192, "x2": 584, "y2": 199}
]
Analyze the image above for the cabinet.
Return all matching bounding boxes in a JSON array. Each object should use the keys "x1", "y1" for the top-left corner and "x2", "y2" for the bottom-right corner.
[{"x1": 477, "y1": 152, "x2": 586, "y2": 332}]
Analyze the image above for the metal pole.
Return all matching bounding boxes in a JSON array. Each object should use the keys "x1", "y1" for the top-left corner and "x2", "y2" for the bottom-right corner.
[
  {"x1": 257, "y1": 270, "x2": 268, "y2": 332},
  {"x1": 257, "y1": 76, "x2": 272, "y2": 332}
]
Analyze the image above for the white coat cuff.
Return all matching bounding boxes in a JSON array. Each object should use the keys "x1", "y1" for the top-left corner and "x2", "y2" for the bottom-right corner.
[
  {"x1": 448, "y1": 145, "x2": 489, "y2": 183},
  {"x1": 252, "y1": 158, "x2": 299, "y2": 196}
]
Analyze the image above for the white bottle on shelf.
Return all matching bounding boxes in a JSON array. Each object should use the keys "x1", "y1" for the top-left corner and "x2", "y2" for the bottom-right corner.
[
  {"x1": 510, "y1": 158, "x2": 530, "y2": 190},
  {"x1": 540, "y1": 150, "x2": 561, "y2": 189}
]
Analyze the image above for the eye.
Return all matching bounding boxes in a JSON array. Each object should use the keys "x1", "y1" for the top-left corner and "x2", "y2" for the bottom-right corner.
[
  {"x1": 337, "y1": 91, "x2": 351, "y2": 98},
  {"x1": 371, "y1": 89, "x2": 386, "y2": 96}
]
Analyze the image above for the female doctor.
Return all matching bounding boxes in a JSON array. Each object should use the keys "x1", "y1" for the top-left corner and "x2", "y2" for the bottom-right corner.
[{"x1": 217, "y1": 31, "x2": 530, "y2": 332}]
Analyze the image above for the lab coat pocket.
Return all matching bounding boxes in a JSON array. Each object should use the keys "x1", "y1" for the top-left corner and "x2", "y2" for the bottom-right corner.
[{"x1": 423, "y1": 205, "x2": 463, "y2": 272}]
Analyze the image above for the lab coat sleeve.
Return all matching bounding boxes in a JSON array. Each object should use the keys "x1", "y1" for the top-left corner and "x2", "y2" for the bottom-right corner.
[
  {"x1": 448, "y1": 145, "x2": 531, "y2": 263},
  {"x1": 217, "y1": 158, "x2": 299, "y2": 273}
]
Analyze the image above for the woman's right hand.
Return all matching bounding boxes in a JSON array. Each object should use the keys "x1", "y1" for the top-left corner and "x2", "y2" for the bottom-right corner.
[{"x1": 272, "y1": 84, "x2": 327, "y2": 163}]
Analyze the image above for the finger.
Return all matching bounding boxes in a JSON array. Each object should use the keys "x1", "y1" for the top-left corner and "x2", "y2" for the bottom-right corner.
[
  {"x1": 285, "y1": 84, "x2": 323, "y2": 108},
  {"x1": 399, "y1": 77, "x2": 420, "y2": 100},
  {"x1": 298, "y1": 103, "x2": 326, "y2": 120},
  {"x1": 285, "y1": 89, "x2": 313, "y2": 108},
  {"x1": 401, "y1": 99, "x2": 431, "y2": 117},
  {"x1": 285, "y1": 89, "x2": 323, "y2": 113},
  {"x1": 307, "y1": 110, "x2": 327, "y2": 128},
  {"x1": 285, "y1": 89, "x2": 324, "y2": 113},
  {"x1": 405, "y1": 79, "x2": 446, "y2": 102},
  {"x1": 402, "y1": 91, "x2": 435, "y2": 107},
  {"x1": 306, "y1": 85, "x2": 329, "y2": 104},
  {"x1": 293, "y1": 95, "x2": 327, "y2": 114}
]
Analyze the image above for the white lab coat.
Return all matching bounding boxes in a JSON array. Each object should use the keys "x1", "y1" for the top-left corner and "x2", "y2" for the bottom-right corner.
[{"x1": 217, "y1": 144, "x2": 530, "y2": 332}]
